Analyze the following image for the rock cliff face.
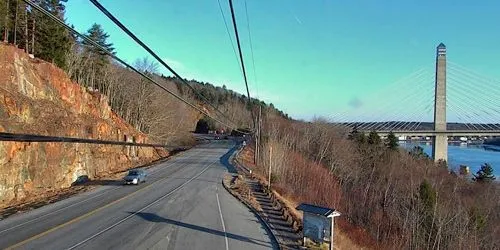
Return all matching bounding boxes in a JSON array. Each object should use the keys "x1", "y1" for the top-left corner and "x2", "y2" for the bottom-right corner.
[{"x1": 0, "y1": 44, "x2": 163, "y2": 204}]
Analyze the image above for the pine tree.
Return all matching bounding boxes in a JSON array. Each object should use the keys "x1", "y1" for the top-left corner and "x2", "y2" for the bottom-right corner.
[
  {"x1": 84, "y1": 23, "x2": 115, "y2": 65},
  {"x1": 33, "y1": 0, "x2": 71, "y2": 68},
  {"x1": 410, "y1": 145, "x2": 429, "y2": 159},
  {"x1": 80, "y1": 23, "x2": 115, "y2": 90},
  {"x1": 385, "y1": 131, "x2": 398, "y2": 150},
  {"x1": 367, "y1": 130, "x2": 381, "y2": 145},
  {"x1": 348, "y1": 126, "x2": 359, "y2": 140},
  {"x1": 1, "y1": 0, "x2": 11, "y2": 42},
  {"x1": 418, "y1": 180, "x2": 437, "y2": 245},
  {"x1": 473, "y1": 163, "x2": 496, "y2": 182}
]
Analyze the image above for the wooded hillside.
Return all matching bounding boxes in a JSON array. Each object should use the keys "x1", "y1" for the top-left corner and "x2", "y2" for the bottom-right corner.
[{"x1": 0, "y1": 0, "x2": 287, "y2": 145}]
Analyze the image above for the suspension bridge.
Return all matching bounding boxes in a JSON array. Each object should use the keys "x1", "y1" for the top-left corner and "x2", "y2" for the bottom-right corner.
[{"x1": 332, "y1": 43, "x2": 500, "y2": 163}]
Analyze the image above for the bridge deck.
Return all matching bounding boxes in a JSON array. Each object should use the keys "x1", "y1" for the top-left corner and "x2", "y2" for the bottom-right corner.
[{"x1": 362, "y1": 130, "x2": 500, "y2": 137}]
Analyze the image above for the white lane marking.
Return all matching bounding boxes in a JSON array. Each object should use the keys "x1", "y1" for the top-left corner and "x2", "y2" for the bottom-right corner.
[
  {"x1": 67, "y1": 160, "x2": 217, "y2": 250},
  {"x1": 216, "y1": 187, "x2": 229, "y2": 250},
  {"x1": 0, "y1": 151, "x2": 201, "y2": 235}
]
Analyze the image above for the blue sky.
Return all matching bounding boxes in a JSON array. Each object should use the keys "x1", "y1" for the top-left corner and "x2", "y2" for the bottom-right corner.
[{"x1": 65, "y1": 0, "x2": 500, "y2": 121}]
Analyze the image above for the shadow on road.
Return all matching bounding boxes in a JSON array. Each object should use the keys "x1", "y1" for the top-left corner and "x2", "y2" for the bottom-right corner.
[
  {"x1": 128, "y1": 212, "x2": 274, "y2": 248},
  {"x1": 79, "y1": 179, "x2": 124, "y2": 186},
  {"x1": 219, "y1": 145, "x2": 239, "y2": 174}
]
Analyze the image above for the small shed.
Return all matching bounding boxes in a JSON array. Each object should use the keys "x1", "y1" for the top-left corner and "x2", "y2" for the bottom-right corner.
[{"x1": 297, "y1": 203, "x2": 341, "y2": 250}]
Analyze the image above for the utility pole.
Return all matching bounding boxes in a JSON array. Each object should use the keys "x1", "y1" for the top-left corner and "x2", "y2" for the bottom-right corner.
[
  {"x1": 254, "y1": 105, "x2": 262, "y2": 165},
  {"x1": 268, "y1": 145, "x2": 272, "y2": 190},
  {"x1": 330, "y1": 216, "x2": 334, "y2": 250}
]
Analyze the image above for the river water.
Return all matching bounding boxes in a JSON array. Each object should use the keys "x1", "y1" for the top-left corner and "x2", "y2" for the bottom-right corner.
[{"x1": 400, "y1": 142, "x2": 500, "y2": 176}]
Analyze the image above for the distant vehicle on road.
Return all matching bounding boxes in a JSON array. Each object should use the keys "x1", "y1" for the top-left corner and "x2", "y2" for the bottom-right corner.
[{"x1": 123, "y1": 169, "x2": 147, "y2": 185}]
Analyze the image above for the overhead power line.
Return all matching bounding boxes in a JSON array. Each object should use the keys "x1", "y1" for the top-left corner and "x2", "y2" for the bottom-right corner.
[
  {"x1": 0, "y1": 132, "x2": 187, "y2": 149},
  {"x1": 216, "y1": 0, "x2": 242, "y2": 75},
  {"x1": 21, "y1": 0, "x2": 244, "y2": 134},
  {"x1": 228, "y1": 0, "x2": 256, "y2": 129},
  {"x1": 244, "y1": 0, "x2": 259, "y2": 99},
  {"x1": 89, "y1": 0, "x2": 238, "y2": 129}
]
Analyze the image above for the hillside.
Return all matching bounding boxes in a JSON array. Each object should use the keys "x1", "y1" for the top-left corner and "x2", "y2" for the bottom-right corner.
[
  {"x1": 0, "y1": 44, "x2": 164, "y2": 204},
  {"x1": 0, "y1": 40, "x2": 285, "y2": 206}
]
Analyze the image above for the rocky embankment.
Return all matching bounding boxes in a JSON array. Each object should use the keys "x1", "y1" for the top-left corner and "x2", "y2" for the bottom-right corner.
[{"x1": 0, "y1": 44, "x2": 165, "y2": 205}]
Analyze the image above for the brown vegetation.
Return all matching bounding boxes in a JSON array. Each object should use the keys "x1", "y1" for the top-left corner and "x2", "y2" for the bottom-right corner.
[{"x1": 246, "y1": 114, "x2": 500, "y2": 249}]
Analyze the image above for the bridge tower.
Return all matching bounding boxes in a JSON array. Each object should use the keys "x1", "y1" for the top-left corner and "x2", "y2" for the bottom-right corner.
[{"x1": 432, "y1": 43, "x2": 448, "y2": 162}]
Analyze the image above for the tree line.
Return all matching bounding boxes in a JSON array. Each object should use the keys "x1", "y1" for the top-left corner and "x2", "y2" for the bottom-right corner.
[
  {"x1": 252, "y1": 114, "x2": 499, "y2": 249},
  {"x1": 0, "y1": 0, "x2": 287, "y2": 144}
]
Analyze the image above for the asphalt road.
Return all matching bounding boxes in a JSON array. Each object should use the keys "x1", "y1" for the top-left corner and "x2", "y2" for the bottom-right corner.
[{"x1": 0, "y1": 140, "x2": 277, "y2": 250}]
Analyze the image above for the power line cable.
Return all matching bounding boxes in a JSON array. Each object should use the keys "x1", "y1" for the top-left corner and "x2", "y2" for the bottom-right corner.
[
  {"x1": 227, "y1": 0, "x2": 256, "y2": 129},
  {"x1": 89, "y1": 0, "x2": 239, "y2": 129},
  {"x1": 21, "y1": 0, "x2": 246, "y2": 135},
  {"x1": 0, "y1": 132, "x2": 187, "y2": 148},
  {"x1": 216, "y1": 0, "x2": 242, "y2": 75},
  {"x1": 244, "y1": 0, "x2": 259, "y2": 99}
]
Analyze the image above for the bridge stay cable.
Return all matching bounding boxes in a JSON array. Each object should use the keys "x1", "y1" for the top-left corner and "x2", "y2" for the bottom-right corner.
[
  {"x1": 327, "y1": 67, "x2": 430, "y2": 126},
  {"x1": 373, "y1": 85, "x2": 434, "y2": 131},
  {"x1": 446, "y1": 104, "x2": 477, "y2": 131},
  {"x1": 446, "y1": 91, "x2": 491, "y2": 130},
  {"x1": 448, "y1": 67, "x2": 500, "y2": 102},
  {"x1": 359, "y1": 73, "x2": 434, "y2": 131},
  {"x1": 345, "y1": 73, "x2": 432, "y2": 130},
  {"x1": 343, "y1": 69, "x2": 431, "y2": 126},
  {"x1": 448, "y1": 61, "x2": 500, "y2": 93},
  {"x1": 447, "y1": 71, "x2": 500, "y2": 117},
  {"x1": 447, "y1": 86, "x2": 500, "y2": 129},
  {"x1": 406, "y1": 107, "x2": 432, "y2": 131},
  {"x1": 394, "y1": 102, "x2": 433, "y2": 132},
  {"x1": 447, "y1": 71, "x2": 500, "y2": 126},
  {"x1": 447, "y1": 84, "x2": 500, "y2": 130},
  {"x1": 355, "y1": 70, "x2": 432, "y2": 128}
]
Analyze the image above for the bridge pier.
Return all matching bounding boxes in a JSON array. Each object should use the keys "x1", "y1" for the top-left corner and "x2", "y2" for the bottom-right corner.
[
  {"x1": 432, "y1": 134, "x2": 448, "y2": 162},
  {"x1": 432, "y1": 43, "x2": 447, "y2": 163}
]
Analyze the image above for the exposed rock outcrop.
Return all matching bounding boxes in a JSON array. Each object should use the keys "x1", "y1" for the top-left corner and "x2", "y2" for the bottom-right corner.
[{"x1": 0, "y1": 44, "x2": 164, "y2": 204}]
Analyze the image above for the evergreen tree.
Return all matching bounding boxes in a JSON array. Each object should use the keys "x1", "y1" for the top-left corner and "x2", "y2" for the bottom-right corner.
[
  {"x1": 79, "y1": 23, "x2": 115, "y2": 90},
  {"x1": 348, "y1": 126, "x2": 368, "y2": 144},
  {"x1": 419, "y1": 180, "x2": 436, "y2": 213},
  {"x1": 473, "y1": 163, "x2": 496, "y2": 182},
  {"x1": 410, "y1": 145, "x2": 429, "y2": 159},
  {"x1": 33, "y1": 0, "x2": 71, "y2": 68},
  {"x1": 348, "y1": 126, "x2": 359, "y2": 140},
  {"x1": 0, "y1": 0, "x2": 11, "y2": 42},
  {"x1": 418, "y1": 180, "x2": 437, "y2": 244},
  {"x1": 385, "y1": 131, "x2": 398, "y2": 150},
  {"x1": 83, "y1": 23, "x2": 115, "y2": 67},
  {"x1": 367, "y1": 130, "x2": 381, "y2": 145}
]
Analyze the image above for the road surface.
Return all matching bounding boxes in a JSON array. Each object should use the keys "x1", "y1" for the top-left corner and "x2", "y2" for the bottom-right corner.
[{"x1": 0, "y1": 140, "x2": 277, "y2": 250}]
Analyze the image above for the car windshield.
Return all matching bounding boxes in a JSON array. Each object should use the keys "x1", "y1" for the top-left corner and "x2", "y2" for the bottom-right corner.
[{"x1": 128, "y1": 171, "x2": 138, "y2": 176}]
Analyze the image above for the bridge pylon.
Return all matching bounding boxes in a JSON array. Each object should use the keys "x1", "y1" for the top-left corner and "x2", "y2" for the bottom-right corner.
[{"x1": 432, "y1": 43, "x2": 448, "y2": 162}]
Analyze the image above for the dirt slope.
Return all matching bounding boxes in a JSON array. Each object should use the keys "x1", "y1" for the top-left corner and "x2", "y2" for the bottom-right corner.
[{"x1": 0, "y1": 44, "x2": 163, "y2": 204}]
